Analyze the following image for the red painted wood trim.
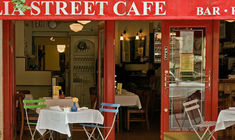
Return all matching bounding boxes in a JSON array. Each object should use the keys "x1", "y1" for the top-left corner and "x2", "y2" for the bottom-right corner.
[
  {"x1": 212, "y1": 21, "x2": 219, "y2": 121},
  {"x1": 3, "y1": 20, "x2": 13, "y2": 140},
  {"x1": 104, "y1": 21, "x2": 115, "y2": 140},
  {"x1": 11, "y1": 21, "x2": 16, "y2": 137},
  {"x1": 161, "y1": 21, "x2": 215, "y2": 139},
  {"x1": 97, "y1": 23, "x2": 105, "y2": 109},
  {"x1": 161, "y1": 21, "x2": 170, "y2": 139}
]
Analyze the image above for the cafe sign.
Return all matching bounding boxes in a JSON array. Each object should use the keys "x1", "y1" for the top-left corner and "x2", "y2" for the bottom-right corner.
[{"x1": 1, "y1": 0, "x2": 235, "y2": 20}]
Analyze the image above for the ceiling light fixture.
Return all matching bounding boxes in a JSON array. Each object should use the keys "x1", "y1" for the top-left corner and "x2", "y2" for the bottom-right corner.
[
  {"x1": 136, "y1": 29, "x2": 143, "y2": 40},
  {"x1": 50, "y1": 36, "x2": 55, "y2": 41},
  {"x1": 69, "y1": 23, "x2": 83, "y2": 32},
  {"x1": 226, "y1": 20, "x2": 234, "y2": 22},
  {"x1": 57, "y1": 44, "x2": 66, "y2": 53},
  {"x1": 77, "y1": 20, "x2": 91, "y2": 25},
  {"x1": 120, "y1": 33, "x2": 124, "y2": 40},
  {"x1": 135, "y1": 33, "x2": 140, "y2": 40},
  {"x1": 120, "y1": 30, "x2": 127, "y2": 40}
]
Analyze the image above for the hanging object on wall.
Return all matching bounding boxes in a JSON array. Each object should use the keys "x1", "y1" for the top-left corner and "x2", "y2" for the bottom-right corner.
[
  {"x1": 70, "y1": 23, "x2": 83, "y2": 32},
  {"x1": 120, "y1": 30, "x2": 127, "y2": 40},
  {"x1": 136, "y1": 29, "x2": 143, "y2": 40},
  {"x1": 57, "y1": 44, "x2": 66, "y2": 53}
]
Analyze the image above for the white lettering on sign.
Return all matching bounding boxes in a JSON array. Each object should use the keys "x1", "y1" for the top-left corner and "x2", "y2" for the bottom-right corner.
[
  {"x1": 143, "y1": 1, "x2": 153, "y2": 15},
  {"x1": 0, "y1": 0, "x2": 166, "y2": 16},
  {"x1": 196, "y1": 7, "x2": 220, "y2": 15},
  {"x1": 31, "y1": 1, "x2": 41, "y2": 15},
  {"x1": 84, "y1": 1, "x2": 95, "y2": 15},
  {"x1": 155, "y1": 1, "x2": 166, "y2": 15},
  {"x1": 56, "y1": 1, "x2": 68, "y2": 15},
  {"x1": 70, "y1": 1, "x2": 82, "y2": 15},
  {"x1": 41, "y1": 1, "x2": 54, "y2": 15},
  {"x1": 232, "y1": 7, "x2": 235, "y2": 15},
  {"x1": 113, "y1": 1, "x2": 126, "y2": 16},
  {"x1": 96, "y1": 1, "x2": 108, "y2": 15},
  {"x1": 127, "y1": 2, "x2": 140, "y2": 15}
]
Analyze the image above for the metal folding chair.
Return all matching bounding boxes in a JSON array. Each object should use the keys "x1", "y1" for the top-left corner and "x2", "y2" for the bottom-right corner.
[
  {"x1": 81, "y1": 102, "x2": 120, "y2": 140},
  {"x1": 23, "y1": 99, "x2": 53, "y2": 140},
  {"x1": 183, "y1": 99, "x2": 216, "y2": 140}
]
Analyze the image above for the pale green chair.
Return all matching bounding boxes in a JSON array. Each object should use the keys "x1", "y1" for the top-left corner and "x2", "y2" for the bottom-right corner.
[{"x1": 23, "y1": 99, "x2": 53, "y2": 140}]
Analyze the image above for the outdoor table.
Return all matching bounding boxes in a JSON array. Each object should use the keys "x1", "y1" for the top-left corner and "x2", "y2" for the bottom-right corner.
[
  {"x1": 215, "y1": 108, "x2": 235, "y2": 132},
  {"x1": 36, "y1": 109, "x2": 104, "y2": 138},
  {"x1": 115, "y1": 89, "x2": 142, "y2": 131}
]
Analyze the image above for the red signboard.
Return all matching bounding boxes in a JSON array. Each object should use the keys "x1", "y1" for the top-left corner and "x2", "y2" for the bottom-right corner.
[{"x1": 1, "y1": 0, "x2": 235, "y2": 20}]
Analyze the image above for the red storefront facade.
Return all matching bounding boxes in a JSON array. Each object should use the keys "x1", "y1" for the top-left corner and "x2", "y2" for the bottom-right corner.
[{"x1": 1, "y1": 0, "x2": 232, "y2": 139}]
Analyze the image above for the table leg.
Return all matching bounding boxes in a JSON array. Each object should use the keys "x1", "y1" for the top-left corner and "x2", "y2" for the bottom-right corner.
[
  {"x1": 119, "y1": 107, "x2": 128, "y2": 132},
  {"x1": 119, "y1": 107, "x2": 123, "y2": 132}
]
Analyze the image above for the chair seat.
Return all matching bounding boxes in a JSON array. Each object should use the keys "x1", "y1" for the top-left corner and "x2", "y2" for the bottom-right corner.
[
  {"x1": 81, "y1": 124, "x2": 112, "y2": 129},
  {"x1": 128, "y1": 109, "x2": 145, "y2": 113},
  {"x1": 194, "y1": 121, "x2": 216, "y2": 128}
]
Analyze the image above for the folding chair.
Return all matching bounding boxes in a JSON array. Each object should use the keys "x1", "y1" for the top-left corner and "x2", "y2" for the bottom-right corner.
[
  {"x1": 23, "y1": 99, "x2": 53, "y2": 140},
  {"x1": 81, "y1": 103, "x2": 120, "y2": 140},
  {"x1": 183, "y1": 99, "x2": 216, "y2": 140}
]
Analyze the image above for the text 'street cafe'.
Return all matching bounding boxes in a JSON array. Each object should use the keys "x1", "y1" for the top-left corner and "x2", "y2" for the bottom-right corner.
[{"x1": 1, "y1": 0, "x2": 235, "y2": 20}]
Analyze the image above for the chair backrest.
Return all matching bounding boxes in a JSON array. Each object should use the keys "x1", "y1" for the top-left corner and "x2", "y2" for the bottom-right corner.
[
  {"x1": 173, "y1": 97, "x2": 184, "y2": 114},
  {"x1": 89, "y1": 87, "x2": 98, "y2": 109},
  {"x1": 100, "y1": 103, "x2": 120, "y2": 126},
  {"x1": 143, "y1": 90, "x2": 151, "y2": 113},
  {"x1": 23, "y1": 99, "x2": 47, "y2": 109},
  {"x1": 183, "y1": 99, "x2": 203, "y2": 127}
]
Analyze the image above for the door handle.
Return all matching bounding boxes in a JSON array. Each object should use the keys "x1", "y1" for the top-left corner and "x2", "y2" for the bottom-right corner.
[
  {"x1": 164, "y1": 108, "x2": 168, "y2": 112},
  {"x1": 164, "y1": 70, "x2": 168, "y2": 89}
]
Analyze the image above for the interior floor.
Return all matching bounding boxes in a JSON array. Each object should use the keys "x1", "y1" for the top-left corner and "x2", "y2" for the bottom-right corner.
[{"x1": 19, "y1": 111, "x2": 233, "y2": 140}]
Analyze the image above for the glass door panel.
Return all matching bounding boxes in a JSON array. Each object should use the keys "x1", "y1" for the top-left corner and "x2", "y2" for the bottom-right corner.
[{"x1": 168, "y1": 28, "x2": 208, "y2": 131}]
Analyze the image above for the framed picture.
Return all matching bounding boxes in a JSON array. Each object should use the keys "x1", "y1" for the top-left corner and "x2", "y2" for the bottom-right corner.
[{"x1": 180, "y1": 53, "x2": 194, "y2": 72}]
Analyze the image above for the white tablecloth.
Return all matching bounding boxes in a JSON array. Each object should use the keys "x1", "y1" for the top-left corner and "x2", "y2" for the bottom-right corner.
[
  {"x1": 36, "y1": 109, "x2": 104, "y2": 137},
  {"x1": 215, "y1": 109, "x2": 235, "y2": 131},
  {"x1": 169, "y1": 81, "x2": 205, "y2": 99},
  {"x1": 115, "y1": 90, "x2": 142, "y2": 109}
]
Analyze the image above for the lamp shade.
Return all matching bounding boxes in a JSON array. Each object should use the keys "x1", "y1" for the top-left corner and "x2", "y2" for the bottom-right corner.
[
  {"x1": 120, "y1": 34, "x2": 124, "y2": 40},
  {"x1": 70, "y1": 23, "x2": 83, "y2": 32},
  {"x1": 136, "y1": 33, "x2": 140, "y2": 40},
  {"x1": 57, "y1": 45, "x2": 66, "y2": 53},
  {"x1": 77, "y1": 20, "x2": 91, "y2": 25},
  {"x1": 226, "y1": 20, "x2": 234, "y2": 22}
]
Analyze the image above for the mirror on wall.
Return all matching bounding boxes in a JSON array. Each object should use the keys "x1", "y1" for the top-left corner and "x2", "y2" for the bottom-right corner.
[
  {"x1": 25, "y1": 37, "x2": 69, "y2": 71},
  {"x1": 120, "y1": 36, "x2": 146, "y2": 63}
]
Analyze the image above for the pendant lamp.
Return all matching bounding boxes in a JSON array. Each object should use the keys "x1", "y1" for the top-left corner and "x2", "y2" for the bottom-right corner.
[{"x1": 70, "y1": 23, "x2": 83, "y2": 32}]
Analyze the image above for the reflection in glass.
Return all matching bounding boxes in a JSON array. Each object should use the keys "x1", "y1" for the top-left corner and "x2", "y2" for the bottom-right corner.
[{"x1": 169, "y1": 28, "x2": 206, "y2": 131}]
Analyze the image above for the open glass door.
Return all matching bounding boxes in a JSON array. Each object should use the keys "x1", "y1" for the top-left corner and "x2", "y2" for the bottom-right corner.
[{"x1": 161, "y1": 21, "x2": 213, "y2": 139}]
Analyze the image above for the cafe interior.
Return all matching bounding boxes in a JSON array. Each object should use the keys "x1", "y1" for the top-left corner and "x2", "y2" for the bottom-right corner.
[{"x1": 14, "y1": 20, "x2": 235, "y2": 140}]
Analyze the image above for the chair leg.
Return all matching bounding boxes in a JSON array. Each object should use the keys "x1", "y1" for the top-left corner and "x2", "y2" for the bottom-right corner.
[
  {"x1": 232, "y1": 126, "x2": 235, "y2": 139},
  {"x1": 146, "y1": 113, "x2": 150, "y2": 130},
  {"x1": 127, "y1": 111, "x2": 130, "y2": 131},
  {"x1": 20, "y1": 121, "x2": 24, "y2": 140},
  {"x1": 117, "y1": 119, "x2": 119, "y2": 133}
]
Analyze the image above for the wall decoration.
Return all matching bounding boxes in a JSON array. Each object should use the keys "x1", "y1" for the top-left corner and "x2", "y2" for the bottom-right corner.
[
  {"x1": 180, "y1": 53, "x2": 194, "y2": 72},
  {"x1": 180, "y1": 31, "x2": 194, "y2": 53}
]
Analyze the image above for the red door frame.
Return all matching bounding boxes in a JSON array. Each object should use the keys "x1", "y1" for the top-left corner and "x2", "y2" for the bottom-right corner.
[
  {"x1": 160, "y1": 20, "x2": 219, "y2": 139},
  {"x1": 104, "y1": 21, "x2": 115, "y2": 140},
  {"x1": 3, "y1": 20, "x2": 16, "y2": 140}
]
